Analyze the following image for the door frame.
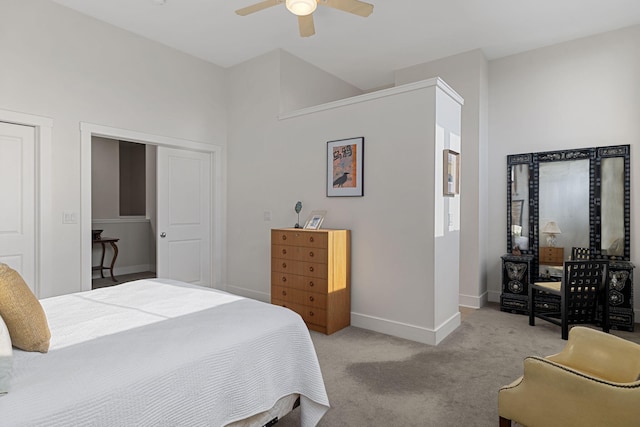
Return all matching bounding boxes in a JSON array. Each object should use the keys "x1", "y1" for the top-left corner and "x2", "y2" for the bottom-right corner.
[
  {"x1": 80, "y1": 122, "x2": 225, "y2": 292},
  {"x1": 0, "y1": 108, "x2": 53, "y2": 298}
]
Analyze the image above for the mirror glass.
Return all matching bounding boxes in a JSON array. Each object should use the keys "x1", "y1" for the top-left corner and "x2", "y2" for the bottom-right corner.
[
  {"x1": 538, "y1": 159, "x2": 590, "y2": 275},
  {"x1": 507, "y1": 145, "x2": 630, "y2": 276},
  {"x1": 510, "y1": 164, "x2": 529, "y2": 250},
  {"x1": 601, "y1": 157, "x2": 625, "y2": 256}
]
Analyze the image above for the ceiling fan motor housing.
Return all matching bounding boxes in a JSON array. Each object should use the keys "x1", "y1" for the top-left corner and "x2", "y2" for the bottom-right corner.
[{"x1": 286, "y1": 0, "x2": 317, "y2": 16}]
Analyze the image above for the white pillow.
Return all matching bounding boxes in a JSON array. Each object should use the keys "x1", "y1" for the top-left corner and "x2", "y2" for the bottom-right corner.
[{"x1": 0, "y1": 314, "x2": 12, "y2": 395}]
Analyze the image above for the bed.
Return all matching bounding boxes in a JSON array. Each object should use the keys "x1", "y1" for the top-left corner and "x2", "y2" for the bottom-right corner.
[{"x1": 0, "y1": 278, "x2": 330, "y2": 426}]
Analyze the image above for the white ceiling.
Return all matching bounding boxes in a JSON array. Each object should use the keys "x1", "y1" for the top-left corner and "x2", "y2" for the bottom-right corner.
[{"x1": 50, "y1": 0, "x2": 640, "y2": 90}]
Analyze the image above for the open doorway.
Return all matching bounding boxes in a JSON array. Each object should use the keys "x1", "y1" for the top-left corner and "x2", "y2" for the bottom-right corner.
[
  {"x1": 91, "y1": 137, "x2": 157, "y2": 289},
  {"x1": 80, "y1": 122, "x2": 224, "y2": 293}
]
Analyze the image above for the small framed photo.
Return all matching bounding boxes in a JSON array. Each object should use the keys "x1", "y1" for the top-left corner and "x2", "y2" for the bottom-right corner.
[
  {"x1": 327, "y1": 137, "x2": 364, "y2": 197},
  {"x1": 304, "y1": 210, "x2": 326, "y2": 230},
  {"x1": 443, "y1": 149, "x2": 460, "y2": 197}
]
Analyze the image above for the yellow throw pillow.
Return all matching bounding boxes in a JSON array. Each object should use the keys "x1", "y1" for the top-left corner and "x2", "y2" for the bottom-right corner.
[{"x1": 0, "y1": 264, "x2": 50, "y2": 353}]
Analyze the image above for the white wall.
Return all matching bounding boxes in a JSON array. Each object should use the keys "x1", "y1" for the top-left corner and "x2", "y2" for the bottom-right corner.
[
  {"x1": 227, "y1": 47, "x2": 463, "y2": 343},
  {"x1": 488, "y1": 25, "x2": 640, "y2": 310},
  {"x1": 279, "y1": 50, "x2": 363, "y2": 112},
  {"x1": 0, "y1": 0, "x2": 227, "y2": 297},
  {"x1": 395, "y1": 49, "x2": 490, "y2": 309},
  {"x1": 91, "y1": 136, "x2": 119, "y2": 219}
]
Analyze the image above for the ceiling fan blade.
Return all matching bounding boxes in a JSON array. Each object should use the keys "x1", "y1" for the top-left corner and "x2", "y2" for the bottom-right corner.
[
  {"x1": 235, "y1": 0, "x2": 282, "y2": 16},
  {"x1": 298, "y1": 14, "x2": 316, "y2": 37},
  {"x1": 319, "y1": 0, "x2": 373, "y2": 17}
]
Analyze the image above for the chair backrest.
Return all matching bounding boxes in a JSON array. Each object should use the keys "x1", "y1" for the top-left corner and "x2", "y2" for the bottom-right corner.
[
  {"x1": 549, "y1": 326, "x2": 640, "y2": 383},
  {"x1": 571, "y1": 247, "x2": 591, "y2": 260},
  {"x1": 563, "y1": 260, "x2": 609, "y2": 325}
]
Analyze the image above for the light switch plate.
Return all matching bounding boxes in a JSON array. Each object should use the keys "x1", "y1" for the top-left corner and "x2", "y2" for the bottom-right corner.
[{"x1": 63, "y1": 211, "x2": 78, "y2": 224}]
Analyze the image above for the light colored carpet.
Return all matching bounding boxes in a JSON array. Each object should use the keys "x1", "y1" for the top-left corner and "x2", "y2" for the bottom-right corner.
[{"x1": 278, "y1": 303, "x2": 640, "y2": 427}]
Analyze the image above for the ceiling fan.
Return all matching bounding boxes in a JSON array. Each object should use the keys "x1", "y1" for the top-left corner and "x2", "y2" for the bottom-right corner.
[{"x1": 235, "y1": 0, "x2": 374, "y2": 37}]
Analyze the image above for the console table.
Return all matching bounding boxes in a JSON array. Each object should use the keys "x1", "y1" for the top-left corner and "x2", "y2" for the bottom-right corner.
[
  {"x1": 500, "y1": 255, "x2": 635, "y2": 331},
  {"x1": 92, "y1": 237, "x2": 120, "y2": 282}
]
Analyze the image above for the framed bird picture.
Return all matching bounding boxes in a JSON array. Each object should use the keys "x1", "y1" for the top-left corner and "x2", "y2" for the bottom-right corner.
[{"x1": 327, "y1": 137, "x2": 364, "y2": 197}]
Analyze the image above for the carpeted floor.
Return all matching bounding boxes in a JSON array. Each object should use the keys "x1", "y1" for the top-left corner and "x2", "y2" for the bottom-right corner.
[
  {"x1": 278, "y1": 303, "x2": 639, "y2": 427},
  {"x1": 92, "y1": 271, "x2": 156, "y2": 289}
]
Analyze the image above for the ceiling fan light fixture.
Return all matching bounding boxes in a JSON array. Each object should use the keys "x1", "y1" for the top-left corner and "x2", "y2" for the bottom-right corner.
[{"x1": 286, "y1": 0, "x2": 317, "y2": 16}]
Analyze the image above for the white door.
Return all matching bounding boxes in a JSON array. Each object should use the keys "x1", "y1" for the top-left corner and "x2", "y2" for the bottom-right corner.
[
  {"x1": 0, "y1": 122, "x2": 35, "y2": 291},
  {"x1": 157, "y1": 146, "x2": 211, "y2": 285}
]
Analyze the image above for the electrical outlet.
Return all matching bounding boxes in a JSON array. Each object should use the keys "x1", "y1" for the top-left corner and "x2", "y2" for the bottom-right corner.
[{"x1": 263, "y1": 211, "x2": 272, "y2": 221}]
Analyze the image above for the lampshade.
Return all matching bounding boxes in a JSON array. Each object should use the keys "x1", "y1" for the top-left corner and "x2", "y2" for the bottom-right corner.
[
  {"x1": 542, "y1": 221, "x2": 562, "y2": 234},
  {"x1": 286, "y1": 0, "x2": 317, "y2": 16}
]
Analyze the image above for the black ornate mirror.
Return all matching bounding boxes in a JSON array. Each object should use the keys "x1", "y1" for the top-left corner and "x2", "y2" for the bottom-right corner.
[{"x1": 507, "y1": 145, "x2": 630, "y2": 278}]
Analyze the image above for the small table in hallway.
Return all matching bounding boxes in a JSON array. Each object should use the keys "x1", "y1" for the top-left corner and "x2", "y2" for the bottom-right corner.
[{"x1": 92, "y1": 237, "x2": 120, "y2": 282}]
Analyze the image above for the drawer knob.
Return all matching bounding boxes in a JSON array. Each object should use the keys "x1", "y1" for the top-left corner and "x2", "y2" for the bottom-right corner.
[
  {"x1": 282, "y1": 235, "x2": 287, "y2": 240},
  {"x1": 282, "y1": 290, "x2": 287, "y2": 296},
  {"x1": 309, "y1": 311, "x2": 314, "y2": 317},
  {"x1": 282, "y1": 262, "x2": 287, "y2": 268},
  {"x1": 281, "y1": 276, "x2": 287, "y2": 282},
  {"x1": 309, "y1": 296, "x2": 314, "y2": 302},
  {"x1": 282, "y1": 249, "x2": 287, "y2": 255},
  {"x1": 309, "y1": 237, "x2": 314, "y2": 243},
  {"x1": 309, "y1": 266, "x2": 314, "y2": 272},
  {"x1": 309, "y1": 281, "x2": 314, "y2": 287},
  {"x1": 309, "y1": 251, "x2": 314, "y2": 257}
]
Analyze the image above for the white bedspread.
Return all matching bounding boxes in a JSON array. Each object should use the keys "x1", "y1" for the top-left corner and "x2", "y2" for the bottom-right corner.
[{"x1": 1, "y1": 279, "x2": 329, "y2": 426}]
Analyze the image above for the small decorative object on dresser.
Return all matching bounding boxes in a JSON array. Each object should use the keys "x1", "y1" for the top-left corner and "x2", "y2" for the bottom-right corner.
[
  {"x1": 303, "y1": 210, "x2": 326, "y2": 230},
  {"x1": 294, "y1": 201, "x2": 303, "y2": 228},
  {"x1": 271, "y1": 228, "x2": 351, "y2": 334}
]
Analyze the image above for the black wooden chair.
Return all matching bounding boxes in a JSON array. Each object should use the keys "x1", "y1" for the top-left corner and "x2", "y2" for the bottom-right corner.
[
  {"x1": 571, "y1": 246, "x2": 591, "y2": 260},
  {"x1": 529, "y1": 260, "x2": 609, "y2": 340}
]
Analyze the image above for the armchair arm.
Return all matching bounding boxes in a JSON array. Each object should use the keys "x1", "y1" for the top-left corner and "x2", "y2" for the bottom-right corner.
[
  {"x1": 499, "y1": 356, "x2": 640, "y2": 427},
  {"x1": 547, "y1": 326, "x2": 640, "y2": 383}
]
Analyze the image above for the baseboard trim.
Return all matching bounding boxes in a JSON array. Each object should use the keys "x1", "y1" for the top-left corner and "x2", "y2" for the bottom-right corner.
[
  {"x1": 351, "y1": 311, "x2": 461, "y2": 346},
  {"x1": 224, "y1": 284, "x2": 270, "y2": 303},
  {"x1": 459, "y1": 291, "x2": 488, "y2": 309}
]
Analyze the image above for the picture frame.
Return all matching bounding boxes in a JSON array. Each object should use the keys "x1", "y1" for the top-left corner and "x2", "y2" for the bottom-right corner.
[
  {"x1": 327, "y1": 137, "x2": 364, "y2": 197},
  {"x1": 443, "y1": 149, "x2": 460, "y2": 197},
  {"x1": 304, "y1": 210, "x2": 326, "y2": 230}
]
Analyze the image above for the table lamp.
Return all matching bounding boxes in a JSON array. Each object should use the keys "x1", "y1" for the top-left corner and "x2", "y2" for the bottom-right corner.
[{"x1": 542, "y1": 221, "x2": 561, "y2": 247}]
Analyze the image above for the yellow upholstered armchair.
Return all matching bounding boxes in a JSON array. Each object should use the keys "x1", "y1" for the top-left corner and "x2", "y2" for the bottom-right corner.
[{"x1": 498, "y1": 327, "x2": 640, "y2": 427}]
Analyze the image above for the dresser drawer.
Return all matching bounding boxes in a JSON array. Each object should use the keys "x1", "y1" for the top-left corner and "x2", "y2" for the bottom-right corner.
[
  {"x1": 272, "y1": 244, "x2": 327, "y2": 263},
  {"x1": 271, "y1": 228, "x2": 350, "y2": 335},
  {"x1": 539, "y1": 247, "x2": 564, "y2": 266},
  {"x1": 272, "y1": 299, "x2": 327, "y2": 327},
  {"x1": 272, "y1": 230, "x2": 328, "y2": 248},
  {"x1": 271, "y1": 272, "x2": 328, "y2": 293},
  {"x1": 272, "y1": 285, "x2": 327, "y2": 308},
  {"x1": 271, "y1": 258, "x2": 328, "y2": 279}
]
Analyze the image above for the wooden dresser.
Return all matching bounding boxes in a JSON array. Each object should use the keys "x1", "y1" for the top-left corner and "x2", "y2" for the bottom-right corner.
[
  {"x1": 271, "y1": 228, "x2": 350, "y2": 334},
  {"x1": 539, "y1": 247, "x2": 564, "y2": 266}
]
